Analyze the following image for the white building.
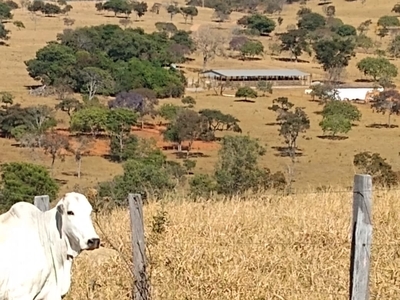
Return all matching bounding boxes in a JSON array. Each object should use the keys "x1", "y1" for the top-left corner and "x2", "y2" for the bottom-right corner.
[{"x1": 305, "y1": 82, "x2": 384, "y2": 102}]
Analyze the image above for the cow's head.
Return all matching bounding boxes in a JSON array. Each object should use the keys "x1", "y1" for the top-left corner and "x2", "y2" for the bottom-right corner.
[{"x1": 55, "y1": 192, "x2": 100, "y2": 253}]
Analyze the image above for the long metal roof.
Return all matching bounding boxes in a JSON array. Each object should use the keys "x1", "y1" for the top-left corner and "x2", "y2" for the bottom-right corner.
[{"x1": 201, "y1": 69, "x2": 310, "y2": 77}]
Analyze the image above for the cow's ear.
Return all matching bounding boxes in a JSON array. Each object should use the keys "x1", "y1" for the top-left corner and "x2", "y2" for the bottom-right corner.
[{"x1": 57, "y1": 203, "x2": 65, "y2": 215}]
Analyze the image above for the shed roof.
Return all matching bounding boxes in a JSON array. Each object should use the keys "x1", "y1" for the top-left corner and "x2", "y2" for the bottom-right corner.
[{"x1": 201, "y1": 69, "x2": 310, "y2": 77}]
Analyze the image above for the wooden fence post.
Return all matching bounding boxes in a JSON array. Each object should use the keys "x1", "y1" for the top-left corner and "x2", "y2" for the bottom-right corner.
[
  {"x1": 350, "y1": 174, "x2": 373, "y2": 300},
  {"x1": 34, "y1": 195, "x2": 50, "y2": 212},
  {"x1": 128, "y1": 193, "x2": 150, "y2": 300}
]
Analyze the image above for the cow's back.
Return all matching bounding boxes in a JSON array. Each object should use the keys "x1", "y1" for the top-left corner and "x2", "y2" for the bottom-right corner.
[{"x1": 0, "y1": 202, "x2": 52, "y2": 299}]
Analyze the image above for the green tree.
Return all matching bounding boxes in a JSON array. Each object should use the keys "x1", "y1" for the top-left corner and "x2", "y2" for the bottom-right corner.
[
  {"x1": 297, "y1": 12, "x2": 326, "y2": 32},
  {"x1": 181, "y1": 96, "x2": 196, "y2": 107},
  {"x1": 180, "y1": 6, "x2": 198, "y2": 24},
  {"x1": 41, "y1": 3, "x2": 62, "y2": 16},
  {"x1": 0, "y1": 162, "x2": 59, "y2": 211},
  {"x1": 279, "y1": 29, "x2": 310, "y2": 62},
  {"x1": 319, "y1": 114, "x2": 351, "y2": 137},
  {"x1": 0, "y1": 2, "x2": 12, "y2": 22},
  {"x1": 163, "y1": 109, "x2": 206, "y2": 157},
  {"x1": 353, "y1": 152, "x2": 398, "y2": 187},
  {"x1": 334, "y1": 24, "x2": 357, "y2": 37},
  {"x1": 104, "y1": 108, "x2": 138, "y2": 162},
  {"x1": 133, "y1": 1, "x2": 147, "y2": 19},
  {"x1": 377, "y1": 15, "x2": 400, "y2": 27},
  {"x1": 0, "y1": 91, "x2": 14, "y2": 108},
  {"x1": 25, "y1": 43, "x2": 76, "y2": 85},
  {"x1": 270, "y1": 100, "x2": 310, "y2": 160},
  {"x1": 355, "y1": 34, "x2": 374, "y2": 52},
  {"x1": 313, "y1": 37, "x2": 356, "y2": 81},
  {"x1": 213, "y1": 2, "x2": 231, "y2": 23},
  {"x1": 158, "y1": 103, "x2": 181, "y2": 123},
  {"x1": 55, "y1": 97, "x2": 83, "y2": 121},
  {"x1": 189, "y1": 174, "x2": 215, "y2": 200},
  {"x1": 167, "y1": 4, "x2": 179, "y2": 21},
  {"x1": 70, "y1": 106, "x2": 108, "y2": 137},
  {"x1": 98, "y1": 150, "x2": 176, "y2": 202},
  {"x1": 0, "y1": 23, "x2": 10, "y2": 43},
  {"x1": 102, "y1": 0, "x2": 132, "y2": 16},
  {"x1": 245, "y1": 13, "x2": 276, "y2": 35},
  {"x1": 198, "y1": 109, "x2": 242, "y2": 138},
  {"x1": 240, "y1": 40, "x2": 264, "y2": 60},
  {"x1": 235, "y1": 86, "x2": 258, "y2": 101},
  {"x1": 214, "y1": 135, "x2": 285, "y2": 196},
  {"x1": 319, "y1": 100, "x2": 362, "y2": 137},
  {"x1": 356, "y1": 56, "x2": 398, "y2": 82}
]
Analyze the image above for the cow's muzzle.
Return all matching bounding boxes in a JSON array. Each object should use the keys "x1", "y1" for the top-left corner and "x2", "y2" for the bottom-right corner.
[{"x1": 87, "y1": 238, "x2": 100, "y2": 250}]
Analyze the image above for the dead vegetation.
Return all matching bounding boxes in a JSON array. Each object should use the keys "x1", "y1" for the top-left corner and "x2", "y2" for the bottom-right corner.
[{"x1": 67, "y1": 189, "x2": 400, "y2": 299}]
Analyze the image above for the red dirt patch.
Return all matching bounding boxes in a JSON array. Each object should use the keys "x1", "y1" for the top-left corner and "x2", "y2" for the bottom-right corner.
[{"x1": 54, "y1": 125, "x2": 220, "y2": 157}]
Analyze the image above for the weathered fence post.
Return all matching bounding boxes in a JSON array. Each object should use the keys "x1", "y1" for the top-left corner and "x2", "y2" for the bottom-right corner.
[
  {"x1": 350, "y1": 174, "x2": 373, "y2": 300},
  {"x1": 128, "y1": 193, "x2": 150, "y2": 300},
  {"x1": 34, "y1": 195, "x2": 50, "y2": 212}
]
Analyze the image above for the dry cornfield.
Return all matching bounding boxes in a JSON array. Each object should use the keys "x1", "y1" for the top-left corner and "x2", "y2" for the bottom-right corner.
[{"x1": 66, "y1": 188, "x2": 400, "y2": 300}]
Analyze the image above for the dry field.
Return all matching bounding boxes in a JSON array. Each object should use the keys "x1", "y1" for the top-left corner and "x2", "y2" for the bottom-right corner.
[
  {"x1": 1, "y1": 0, "x2": 400, "y2": 193},
  {"x1": 67, "y1": 189, "x2": 400, "y2": 300}
]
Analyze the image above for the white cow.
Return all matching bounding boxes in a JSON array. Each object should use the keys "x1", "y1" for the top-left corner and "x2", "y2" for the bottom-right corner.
[{"x1": 0, "y1": 192, "x2": 100, "y2": 300}]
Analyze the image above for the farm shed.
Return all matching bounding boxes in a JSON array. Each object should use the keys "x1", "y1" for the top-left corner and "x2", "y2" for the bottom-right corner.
[
  {"x1": 200, "y1": 69, "x2": 312, "y2": 88},
  {"x1": 305, "y1": 83, "x2": 384, "y2": 103}
]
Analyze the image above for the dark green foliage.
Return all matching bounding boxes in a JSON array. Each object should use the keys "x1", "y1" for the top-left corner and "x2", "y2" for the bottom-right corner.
[
  {"x1": 334, "y1": 24, "x2": 357, "y2": 37},
  {"x1": 297, "y1": 12, "x2": 326, "y2": 31},
  {"x1": 235, "y1": 86, "x2": 258, "y2": 100},
  {"x1": 237, "y1": 13, "x2": 276, "y2": 35},
  {"x1": 313, "y1": 37, "x2": 356, "y2": 72},
  {"x1": 0, "y1": 2, "x2": 13, "y2": 21},
  {"x1": 377, "y1": 15, "x2": 400, "y2": 28},
  {"x1": 214, "y1": 135, "x2": 286, "y2": 196},
  {"x1": 25, "y1": 25, "x2": 190, "y2": 98},
  {"x1": 319, "y1": 101, "x2": 361, "y2": 137},
  {"x1": 97, "y1": 148, "x2": 178, "y2": 202},
  {"x1": 0, "y1": 23, "x2": 10, "y2": 42},
  {"x1": 353, "y1": 152, "x2": 398, "y2": 187},
  {"x1": 0, "y1": 162, "x2": 59, "y2": 212},
  {"x1": 279, "y1": 29, "x2": 310, "y2": 61},
  {"x1": 189, "y1": 174, "x2": 215, "y2": 199}
]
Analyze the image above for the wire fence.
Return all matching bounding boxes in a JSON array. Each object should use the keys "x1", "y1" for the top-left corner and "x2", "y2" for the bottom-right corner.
[{"x1": 6, "y1": 182, "x2": 400, "y2": 299}]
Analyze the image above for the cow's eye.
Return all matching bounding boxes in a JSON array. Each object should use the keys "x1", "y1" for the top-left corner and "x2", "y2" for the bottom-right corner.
[{"x1": 67, "y1": 211, "x2": 74, "y2": 216}]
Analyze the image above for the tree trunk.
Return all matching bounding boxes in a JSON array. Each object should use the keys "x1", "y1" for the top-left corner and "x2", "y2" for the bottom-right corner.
[
  {"x1": 77, "y1": 157, "x2": 82, "y2": 179},
  {"x1": 51, "y1": 154, "x2": 56, "y2": 176},
  {"x1": 388, "y1": 113, "x2": 391, "y2": 127},
  {"x1": 178, "y1": 142, "x2": 182, "y2": 152}
]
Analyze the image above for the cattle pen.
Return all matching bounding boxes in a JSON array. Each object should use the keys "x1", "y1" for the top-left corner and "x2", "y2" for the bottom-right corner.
[{"x1": 28, "y1": 174, "x2": 381, "y2": 300}]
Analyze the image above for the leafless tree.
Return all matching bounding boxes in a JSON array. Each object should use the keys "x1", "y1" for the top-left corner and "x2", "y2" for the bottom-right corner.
[
  {"x1": 42, "y1": 131, "x2": 70, "y2": 174},
  {"x1": 69, "y1": 136, "x2": 93, "y2": 179},
  {"x1": 82, "y1": 67, "x2": 114, "y2": 100},
  {"x1": 192, "y1": 25, "x2": 230, "y2": 70}
]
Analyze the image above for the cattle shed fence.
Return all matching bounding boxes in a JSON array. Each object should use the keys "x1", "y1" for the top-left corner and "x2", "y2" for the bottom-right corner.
[{"x1": 33, "y1": 175, "x2": 372, "y2": 300}]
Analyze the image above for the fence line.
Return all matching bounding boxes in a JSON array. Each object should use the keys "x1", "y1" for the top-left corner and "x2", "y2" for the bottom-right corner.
[{"x1": 23, "y1": 174, "x2": 384, "y2": 299}]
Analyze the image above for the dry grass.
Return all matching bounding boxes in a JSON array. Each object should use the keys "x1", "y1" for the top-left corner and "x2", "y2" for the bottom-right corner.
[{"x1": 67, "y1": 189, "x2": 400, "y2": 299}]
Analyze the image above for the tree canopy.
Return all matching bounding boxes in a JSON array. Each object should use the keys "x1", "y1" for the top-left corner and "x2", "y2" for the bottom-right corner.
[{"x1": 25, "y1": 24, "x2": 190, "y2": 98}]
